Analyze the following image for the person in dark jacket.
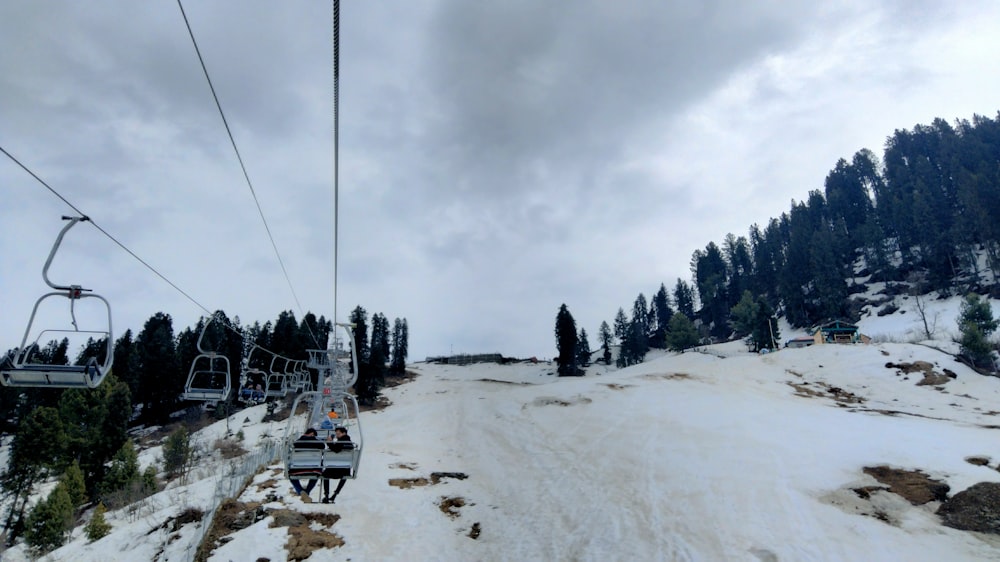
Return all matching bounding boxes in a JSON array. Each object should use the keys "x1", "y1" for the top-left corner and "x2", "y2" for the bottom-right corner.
[
  {"x1": 322, "y1": 426, "x2": 352, "y2": 503},
  {"x1": 290, "y1": 428, "x2": 323, "y2": 501}
]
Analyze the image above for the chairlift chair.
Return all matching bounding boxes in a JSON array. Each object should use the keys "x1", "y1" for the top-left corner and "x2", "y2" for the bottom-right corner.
[
  {"x1": 238, "y1": 367, "x2": 267, "y2": 404},
  {"x1": 284, "y1": 323, "x2": 363, "y2": 482},
  {"x1": 264, "y1": 371, "x2": 288, "y2": 399},
  {"x1": 180, "y1": 314, "x2": 232, "y2": 402},
  {"x1": 1, "y1": 217, "x2": 113, "y2": 389}
]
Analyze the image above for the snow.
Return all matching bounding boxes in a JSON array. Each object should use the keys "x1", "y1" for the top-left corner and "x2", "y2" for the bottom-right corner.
[{"x1": 4, "y1": 305, "x2": 1000, "y2": 561}]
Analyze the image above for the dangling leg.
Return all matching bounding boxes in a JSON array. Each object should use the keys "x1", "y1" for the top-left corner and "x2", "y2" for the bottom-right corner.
[{"x1": 330, "y1": 478, "x2": 346, "y2": 503}]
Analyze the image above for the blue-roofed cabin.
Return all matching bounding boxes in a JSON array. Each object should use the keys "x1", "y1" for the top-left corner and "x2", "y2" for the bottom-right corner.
[{"x1": 813, "y1": 320, "x2": 869, "y2": 344}]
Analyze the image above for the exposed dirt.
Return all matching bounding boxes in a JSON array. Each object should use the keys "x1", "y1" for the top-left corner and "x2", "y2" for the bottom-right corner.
[
  {"x1": 389, "y1": 477, "x2": 431, "y2": 489},
  {"x1": 642, "y1": 373, "x2": 692, "y2": 381},
  {"x1": 603, "y1": 383, "x2": 633, "y2": 390},
  {"x1": 269, "y1": 510, "x2": 343, "y2": 561},
  {"x1": 478, "y1": 378, "x2": 535, "y2": 385},
  {"x1": 439, "y1": 496, "x2": 467, "y2": 519},
  {"x1": 388, "y1": 471, "x2": 468, "y2": 489},
  {"x1": 885, "y1": 361, "x2": 957, "y2": 386},
  {"x1": 788, "y1": 381, "x2": 865, "y2": 405},
  {"x1": 194, "y1": 499, "x2": 267, "y2": 562},
  {"x1": 195, "y1": 498, "x2": 344, "y2": 562},
  {"x1": 862, "y1": 466, "x2": 950, "y2": 505},
  {"x1": 526, "y1": 395, "x2": 593, "y2": 408},
  {"x1": 150, "y1": 507, "x2": 204, "y2": 537}
]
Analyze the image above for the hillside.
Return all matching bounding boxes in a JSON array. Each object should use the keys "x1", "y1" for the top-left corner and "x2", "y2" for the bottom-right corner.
[{"x1": 5, "y1": 328, "x2": 1000, "y2": 561}]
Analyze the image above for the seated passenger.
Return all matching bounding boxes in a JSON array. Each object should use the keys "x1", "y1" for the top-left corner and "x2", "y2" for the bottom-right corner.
[
  {"x1": 290, "y1": 428, "x2": 323, "y2": 502},
  {"x1": 321, "y1": 426, "x2": 353, "y2": 504},
  {"x1": 320, "y1": 409, "x2": 339, "y2": 430}
]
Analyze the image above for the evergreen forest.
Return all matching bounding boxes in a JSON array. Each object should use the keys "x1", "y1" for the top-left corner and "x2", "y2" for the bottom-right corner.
[{"x1": 558, "y1": 112, "x2": 1000, "y2": 369}]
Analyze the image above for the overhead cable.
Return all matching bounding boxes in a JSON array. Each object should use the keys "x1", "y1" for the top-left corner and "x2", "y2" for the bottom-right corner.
[{"x1": 176, "y1": 0, "x2": 320, "y2": 347}]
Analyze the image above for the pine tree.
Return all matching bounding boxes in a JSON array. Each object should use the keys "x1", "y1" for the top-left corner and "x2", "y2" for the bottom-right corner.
[
  {"x1": 25, "y1": 484, "x2": 74, "y2": 553},
  {"x1": 576, "y1": 328, "x2": 591, "y2": 368},
  {"x1": 673, "y1": 279, "x2": 695, "y2": 320},
  {"x1": 555, "y1": 304, "x2": 579, "y2": 376},
  {"x1": 749, "y1": 297, "x2": 780, "y2": 353},
  {"x1": 612, "y1": 308, "x2": 629, "y2": 344},
  {"x1": 958, "y1": 294, "x2": 998, "y2": 370},
  {"x1": 163, "y1": 428, "x2": 192, "y2": 481},
  {"x1": 136, "y1": 313, "x2": 180, "y2": 425},
  {"x1": 390, "y1": 318, "x2": 409, "y2": 375},
  {"x1": 350, "y1": 306, "x2": 379, "y2": 405},
  {"x1": 729, "y1": 290, "x2": 757, "y2": 339},
  {"x1": 141, "y1": 465, "x2": 159, "y2": 496},
  {"x1": 84, "y1": 503, "x2": 111, "y2": 543},
  {"x1": 61, "y1": 461, "x2": 88, "y2": 509},
  {"x1": 102, "y1": 439, "x2": 140, "y2": 497},
  {"x1": 366, "y1": 313, "x2": 389, "y2": 399},
  {"x1": 598, "y1": 321, "x2": 613, "y2": 365},
  {"x1": 631, "y1": 294, "x2": 650, "y2": 355},
  {"x1": 1, "y1": 405, "x2": 66, "y2": 542},
  {"x1": 650, "y1": 284, "x2": 673, "y2": 349},
  {"x1": 666, "y1": 313, "x2": 700, "y2": 352}
]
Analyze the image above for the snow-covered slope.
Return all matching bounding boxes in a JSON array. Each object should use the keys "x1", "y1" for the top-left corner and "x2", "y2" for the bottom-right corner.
[{"x1": 10, "y1": 337, "x2": 1000, "y2": 562}]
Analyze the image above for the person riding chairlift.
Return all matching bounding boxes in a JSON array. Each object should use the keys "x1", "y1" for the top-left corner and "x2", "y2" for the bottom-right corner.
[{"x1": 320, "y1": 409, "x2": 339, "y2": 430}]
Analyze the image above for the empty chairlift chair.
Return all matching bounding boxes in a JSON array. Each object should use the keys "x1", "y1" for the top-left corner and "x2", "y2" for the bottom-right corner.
[
  {"x1": 1, "y1": 216, "x2": 113, "y2": 389},
  {"x1": 180, "y1": 314, "x2": 232, "y2": 402}
]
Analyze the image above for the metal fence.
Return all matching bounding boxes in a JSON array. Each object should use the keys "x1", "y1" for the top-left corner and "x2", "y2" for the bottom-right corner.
[{"x1": 185, "y1": 437, "x2": 282, "y2": 558}]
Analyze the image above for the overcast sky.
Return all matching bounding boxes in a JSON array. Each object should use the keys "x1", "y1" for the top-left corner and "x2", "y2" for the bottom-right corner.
[{"x1": 3, "y1": 1, "x2": 1000, "y2": 361}]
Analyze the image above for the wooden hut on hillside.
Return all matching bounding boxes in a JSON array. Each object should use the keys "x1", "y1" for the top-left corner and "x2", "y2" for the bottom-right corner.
[{"x1": 811, "y1": 320, "x2": 870, "y2": 344}]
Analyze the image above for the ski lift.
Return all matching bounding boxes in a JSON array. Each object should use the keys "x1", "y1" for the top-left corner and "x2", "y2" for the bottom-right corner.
[
  {"x1": 238, "y1": 366, "x2": 267, "y2": 405},
  {"x1": 180, "y1": 314, "x2": 232, "y2": 402},
  {"x1": 1, "y1": 216, "x2": 113, "y2": 389},
  {"x1": 264, "y1": 371, "x2": 288, "y2": 399},
  {"x1": 284, "y1": 323, "x2": 363, "y2": 484}
]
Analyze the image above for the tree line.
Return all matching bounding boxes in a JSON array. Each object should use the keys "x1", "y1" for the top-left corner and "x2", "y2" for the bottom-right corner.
[
  {"x1": 691, "y1": 112, "x2": 1000, "y2": 337},
  {"x1": 556, "y1": 111, "x2": 1000, "y2": 370}
]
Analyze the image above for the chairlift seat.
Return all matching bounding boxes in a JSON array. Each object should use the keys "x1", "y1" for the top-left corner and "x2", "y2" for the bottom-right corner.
[
  {"x1": 324, "y1": 442, "x2": 359, "y2": 478},
  {"x1": 1, "y1": 360, "x2": 105, "y2": 389},
  {"x1": 287, "y1": 440, "x2": 326, "y2": 480}
]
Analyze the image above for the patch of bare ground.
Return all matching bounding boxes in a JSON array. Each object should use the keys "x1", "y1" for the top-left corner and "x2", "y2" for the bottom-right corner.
[
  {"x1": 787, "y1": 381, "x2": 865, "y2": 405},
  {"x1": 526, "y1": 395, "x2": 593, "y2": 408},
  {"x1": 965, "y1": 456, "x2": 992, "y2": 467},
  {"x1": 862, "y1": 466, "x2": 949, "y2": 505},
  {"x1": 194, "y1": 499, "x2": 266, "y2": 562},
  {"x1": 885, "y1": 361, "x2": 957, "y2": 386},
  {"x1": 150, "y1": 507, "x2": 204, "y2": 538},
  {"x1": 195, "y1": 499, "x2": 344, "y2": 562},
  {"x1": 390, "y1": 477, "x2": 431, "y2": 489},
  {"x1": 467, "y1": 522, "x2": 481, "y2": 539},
  {"x1": 214, "y1": 438, "x2": 249, "y2": 459},
  {"x1": 603, "y1": 383, "x2": 632, "y2": 390},
  {"x1": 642, "y1": 373, "x2": 692, "y2": 381},
  {"x1": 268, "y1": 510, "x2": 344, "y2": 561},
  {"x1": 439, "y1": 496, "x2": 468, "y2": 519},
  {"x1": 256, "y1": 478, "x2": 278, "y2": 492},
  {"x1": 478, "y1": 378, "x2": 534, "y2": 385},
  {"x1": 359, "y1": 394, "x2": 393, "y2": 412},
  {"x1": 389, "y1": 472, "x2": 468, "y2": 489},
  {"x1": 390, "y1": 461, "x2": 419, "y2": 470}
]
